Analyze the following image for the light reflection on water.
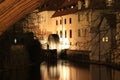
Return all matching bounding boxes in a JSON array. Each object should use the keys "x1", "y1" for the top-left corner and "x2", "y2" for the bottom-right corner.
[
  {"x1": 90, "y1": 64, "x2": 120, "y2": 80},
  {"x1": 40, "y1": 60, "x2": 89, "y2": 80},
  {"x1": 40, "y1": 60, "x2": 120, "y2": 80},
  {"x1": 0, "y1": 60, "x2": 119, "y2": 80}
]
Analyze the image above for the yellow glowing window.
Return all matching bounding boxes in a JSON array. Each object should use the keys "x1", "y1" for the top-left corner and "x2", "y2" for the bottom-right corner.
[
  {"x1": 102, "y1": 37, "x2": 109, "y2": 42},
  {"x1": 102, "y1": 37, "x2": 105, "y2": 42},
  {"x1": 106, "y1": 37, "x2": 109, "y2": 42}
]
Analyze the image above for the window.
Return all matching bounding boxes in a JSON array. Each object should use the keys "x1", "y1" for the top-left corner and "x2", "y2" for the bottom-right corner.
[
  {"x1": 56, "y1": 20, "x2": 58, "y2": 25},
  {"x1": 69, "y1": 18, "x2": 72, "y2": 24},
  {"x1": 102, "y1": 37, "x2": 109, "y2": 42},
  {"x1": 70, "y1": 29, "x2": 72, "y2": 38},
  {"x1": 60, "y1": 30, "x2": 62, "y2": 38},
  {"x1": 65, "y1": 30, "x2": 67, "y2": 38},
  {"x1": 64, "y1": 19, "x2": 66, "y2": 24},
  {"x1": 78, "y1": 29, "x2": 81, "y2": 37},
  {"x1": 60, "y1": 19, "x2": 62, "y2": 25}
]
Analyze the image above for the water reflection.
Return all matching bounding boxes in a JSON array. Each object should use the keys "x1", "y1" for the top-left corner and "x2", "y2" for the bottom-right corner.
[
  {"x1": 90, "y1": 64, "x2": 120, "y2": 80},
  {"x1": 40, "y1": 60, "x2": 89, "y2": 80},
  {"x1": 0, "y1": 60, "x2": 119, "y2": 80},
  {"x1": 0, "y1": 68, "x2": 29, "y2": 80},
  {"x1": 40, "y1": 60, "x2": 120, "y2": 80}
]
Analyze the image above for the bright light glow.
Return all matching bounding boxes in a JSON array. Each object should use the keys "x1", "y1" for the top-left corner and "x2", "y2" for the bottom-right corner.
[
  {"x1": 60, "y1": 38, "x2": 70, "y2": 49},
  {"x1": 58, "y1": 62, "x2": 70, "y2": 80},
  {"x1": 40, "y1": 36, "x2": 48, "y2": 49},
  {"x1": 71, "y1": 6, "x2": 74, "y2": 9},
  {"x1": 49, "y1": 66, "x2": 58, "y2": 78},
  {"x1": 14, "y1": 38, "x2": 17, "y2": 44},
  {"x1": 62, "y1": 66, "x2": 70, "y2": 80},
  {"x1": 49, "y1": 41, "x2": 59, "y2": 50},
  {"x1": 40, "y1": 34, "x2": 70, "y2": 54},
  {"x1": 48, "y1": 39, "x2": 61, "y2": 54},
  {"x1": 48, "y1": 38, "x2": 70, "y2": 54}
]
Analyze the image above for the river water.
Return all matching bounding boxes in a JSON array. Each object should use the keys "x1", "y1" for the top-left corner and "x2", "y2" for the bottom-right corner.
[
  {"x1": 0, "y1": 60, "x2": 119, "y2": 80},
  {"x1": 0, "y1": 45, "x2": 119, "y2": 80}
]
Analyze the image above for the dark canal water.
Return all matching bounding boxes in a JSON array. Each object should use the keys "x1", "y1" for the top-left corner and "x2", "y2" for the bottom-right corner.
[
  {"x1": 0, "y1": 44, "x2": 119, "y2": 80},
  {"x1": 0, "y1": 60, "x2": 119, "y2": 80}
]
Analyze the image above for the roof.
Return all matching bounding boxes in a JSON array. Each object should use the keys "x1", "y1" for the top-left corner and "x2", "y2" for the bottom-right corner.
[
  {"x1": 52, "y1": 8, "x2": 78, "y2": 17},
  {"x1": 52, "y1": 0, "x2": 120, "y2": 17},
  {"x1": 52, "y1": 0, "x2": 78, "y2": 17}
]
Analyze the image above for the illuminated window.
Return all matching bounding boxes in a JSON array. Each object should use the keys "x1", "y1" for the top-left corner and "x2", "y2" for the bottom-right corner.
[
  {"x1": 102, "y1": 37, "x2": 105, "y2": 42},
  {"x1": 70, "y1": 30, "x2": 72, "y2": 38},
  {"x1": 69, "y1": 18, "x2": 72, "y2": 24},
  {"x1": 65, "y1": 30, "x2": 67, "y2": 38},
  {"x1": 78, "y1": 29, "x2": 81, "y2": 37},
  {"x1": 102, "y1": 37, "x2": 109, "y2": 42}
]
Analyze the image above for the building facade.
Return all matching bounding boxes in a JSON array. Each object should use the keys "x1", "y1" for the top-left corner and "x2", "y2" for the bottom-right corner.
[
  {"x1": 21, "y1": 0, "x2": 120, "y2": 63},
  {"x1": 52, "y1": 12, "x2": 91, "y2": 50}
]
